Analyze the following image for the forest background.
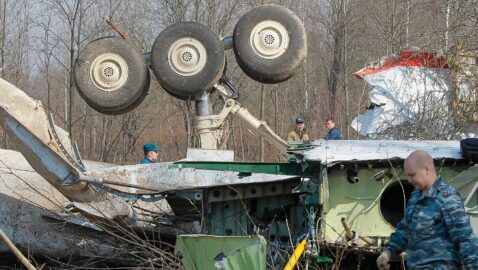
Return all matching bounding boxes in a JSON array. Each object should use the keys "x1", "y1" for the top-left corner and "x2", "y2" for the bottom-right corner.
[{"x1": 0, "y1": 0, "x2": 477, "y2": 163}]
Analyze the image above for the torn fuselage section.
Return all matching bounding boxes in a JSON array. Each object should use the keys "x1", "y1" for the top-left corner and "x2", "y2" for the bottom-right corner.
[
  {"x1": 0, "y1": 149, "x2": 132, "y2": 263},
  {"x1": 352, "y1": 49, "x2": 454, "y2": 139},
  {"x1": 172, "y1": 140, "x2": 477, "y2": 267}
]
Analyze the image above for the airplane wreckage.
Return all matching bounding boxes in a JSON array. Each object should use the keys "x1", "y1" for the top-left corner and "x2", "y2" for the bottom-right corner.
[{"x1": 1, "y1": 4, "x2": 478, "y2": 269}]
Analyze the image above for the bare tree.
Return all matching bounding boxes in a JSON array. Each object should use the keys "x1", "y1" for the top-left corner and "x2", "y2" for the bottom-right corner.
[{"x1": 0, "y1": 0, "x2": 476, "y2": 164}]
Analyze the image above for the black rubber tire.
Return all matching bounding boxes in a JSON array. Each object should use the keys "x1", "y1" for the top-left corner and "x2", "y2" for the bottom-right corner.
[
  {"x1": 163, "y1": 84, "x2": 191, "y2": 100},
  {"x1": 151, "y1": 22, "x2": 225, "y2": 100},
  {"x1": 112, "y1": 71, "x2": 150, "y2": 114},
  {"x1": 461, "y1": 138, "x2": 478, "y2": 163},
  {"x1": 233, "y1": 4, "x2": 307, "y2": 83},
  {"x1": 74, "y1": 37, "x2": 150, "y2": 115}
]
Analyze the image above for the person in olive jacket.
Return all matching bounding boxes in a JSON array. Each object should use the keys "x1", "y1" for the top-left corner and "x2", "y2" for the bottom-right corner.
[{"x1": 287, "y1": 116, "x2": 309, "y2": 142}]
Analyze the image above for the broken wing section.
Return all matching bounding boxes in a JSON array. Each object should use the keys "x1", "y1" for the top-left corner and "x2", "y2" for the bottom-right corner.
[
  {"x1": 0, "y1": 78, "x2": 96, "y2": 201},
  {"x1": 0, "y1": 149, "x2": 127, "y2": 259},
  {"x1": 0, "y1": 78, "x2": 141, "y2": 226}
]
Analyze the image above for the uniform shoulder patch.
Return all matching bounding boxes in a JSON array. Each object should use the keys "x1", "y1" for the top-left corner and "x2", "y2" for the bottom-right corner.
[{"x1": 437, "y1": 182, "x2": 457, "y2": 197}]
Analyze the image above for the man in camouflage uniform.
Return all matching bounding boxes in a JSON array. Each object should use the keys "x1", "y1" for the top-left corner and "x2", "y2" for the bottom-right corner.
[{"x1": 377, "y1": 150, "x2": 478, "y2": 269}]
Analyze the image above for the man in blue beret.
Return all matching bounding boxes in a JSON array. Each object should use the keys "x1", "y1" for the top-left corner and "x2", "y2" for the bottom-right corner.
[{"x1": 140, "y1": 143, "x2": 160, "y2": 164}]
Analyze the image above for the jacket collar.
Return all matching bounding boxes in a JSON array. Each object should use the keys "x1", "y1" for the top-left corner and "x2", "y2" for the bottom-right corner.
[{"x1": 420, "y1": 176, "x2": 443, "y2": 199}]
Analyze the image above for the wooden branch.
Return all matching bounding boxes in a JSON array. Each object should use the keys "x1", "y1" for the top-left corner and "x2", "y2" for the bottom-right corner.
[
  {"x1": 106, "y1": 17, "x2": 128, "y2": 40},
  {"x1": 0, "y1": 228, "x2": 37, "y2": 270}
]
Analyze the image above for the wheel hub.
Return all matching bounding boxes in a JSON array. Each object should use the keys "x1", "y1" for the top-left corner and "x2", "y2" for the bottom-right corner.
[
  {"x1": 168, "y1": 37, "x2": 207, "y2": 76},
  {"x1": 250, "y1": 20, "x2": 289, "y2": 59},
  {"x1": 90, "y1": 53, "x2": 128, "y2": 92}
]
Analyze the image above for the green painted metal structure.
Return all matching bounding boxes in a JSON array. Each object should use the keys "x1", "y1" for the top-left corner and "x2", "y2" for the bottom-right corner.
[
  {"x1": 175, "y1": 235, "x2": 267, "y2": 270},
  {"x1": 171, "y1": 152, "x2": 475, "y2": 268},
  {"x1": 173, "y1": 160, "x2": 320, "y2": 176}
]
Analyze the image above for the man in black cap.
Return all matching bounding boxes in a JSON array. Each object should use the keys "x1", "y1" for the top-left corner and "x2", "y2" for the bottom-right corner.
[
  {"x1": 287, "y1": 116, "x2": 310, "y2": 142},
  {"x1": 140, "y1": 143, "x2": 160, "y2": 164}
]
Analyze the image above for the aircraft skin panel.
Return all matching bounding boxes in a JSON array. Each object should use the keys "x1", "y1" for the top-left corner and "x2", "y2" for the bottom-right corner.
[
  {"x1": 85, "y1": 162, "x2": 299, "y2": 193},
  {"x1": 323, "y1": 161, "x2": 473, "y2": 247},
  {"x1": 0, "y1": 149, "x2": 126, "y2": 258},
  {"x1": 302, "y1": 140, "x2": 463, "y2": 165}
]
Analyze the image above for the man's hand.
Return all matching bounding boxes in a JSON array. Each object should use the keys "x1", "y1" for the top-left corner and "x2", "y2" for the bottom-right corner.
[{"x1": 376, "y1": 250, "x2": 391, "y2": 270}]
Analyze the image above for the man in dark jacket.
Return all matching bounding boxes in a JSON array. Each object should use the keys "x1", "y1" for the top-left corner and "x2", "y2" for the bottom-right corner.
[{"x1": 324, "y1": 118, "x2": 342, "y2": 140}]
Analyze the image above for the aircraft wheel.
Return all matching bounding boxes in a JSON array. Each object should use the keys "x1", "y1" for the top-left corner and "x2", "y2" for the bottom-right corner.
[
  {"x1": 461, "y1": 138, "x2": 478, "y2": 163},
  {"x1": 73, "y1": 37, "x2": 150, "y2": 114},
  {"x1": 112, "y1": 70, "x2": 151, "y2": 114},
  {"x1": 151, "y1": 22, "x2": 225, "y2": 100},
  {"x1": 233, "y1": 4, "x2": 307, "y2": 83}
]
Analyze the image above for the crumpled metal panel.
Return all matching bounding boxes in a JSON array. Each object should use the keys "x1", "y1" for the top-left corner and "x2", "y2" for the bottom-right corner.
[
  {"x1": 300, "y1": 140, "x2": 463, "y2": 166},
  {"x1": 468, "y1": 208, "x2": 478, "y2": 236},
  {"x1": 67, "y1": 199, "x2": 135, "y2": 221},
  {"x1": 175, "y1": 234, "x2": 266, "y2": 270},
  {"x1": 215, "y1": 240, "x2": 266, "y2": 270},
  {"x1": 0, "y1": 79, "x2": 50, "y2": 143},
  {"x1": 0, "y1": 79, "x2": 139, "y2": 227},
  {"x1": 85, "y1": 163, "x2": 298, "y2": 193},
  {"x1": 351, "y1": 50, "x2": 451, "y2": 136},
  {"x1": 0, "y1": 149, "x2": 127, "y2": 258},
  {"x1": 0, "y1": 192, "x2": 127, "y2": 258},
  {"x1": 0, "y1": 78, "x2": 108, "y2": 202},
  {"x1": 449, "y1": 164, "x2": 478, "y2": 197},
  {"x1": 449, "y1": 165, "x2": 478, "y2": 237},
  {"x1": 0, "y1": 149, "x2": 69, "y2": 210}
]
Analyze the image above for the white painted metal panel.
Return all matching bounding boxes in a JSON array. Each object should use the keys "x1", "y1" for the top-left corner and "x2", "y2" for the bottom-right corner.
[{"x1": 302, "y1": 140, "x2": 463, "y2": 165}]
